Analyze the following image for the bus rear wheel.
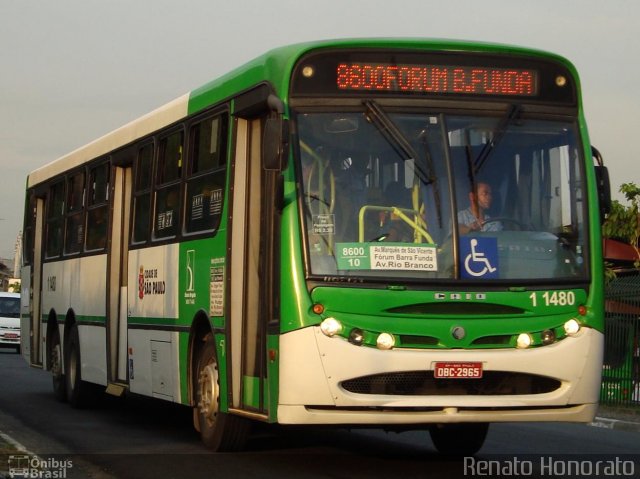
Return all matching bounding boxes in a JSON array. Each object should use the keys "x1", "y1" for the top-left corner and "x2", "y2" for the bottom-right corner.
[
  {"x1": 65, "y1": 325, "x2": 91, "y2": 408},
  {"x1": 195, "y1": 335, "x2": 250, "y2": 452},
  {"x1": 429, "y1": 423, "x2": 489, "y2": 456},
  {"x1": 51, "y1": 326, "x2": 66, "y2": 402}
]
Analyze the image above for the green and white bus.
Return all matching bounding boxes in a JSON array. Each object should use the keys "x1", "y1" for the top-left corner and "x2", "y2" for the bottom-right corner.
[{"x1": 21, "y1": 39, "x2": 611, "y2": 454}]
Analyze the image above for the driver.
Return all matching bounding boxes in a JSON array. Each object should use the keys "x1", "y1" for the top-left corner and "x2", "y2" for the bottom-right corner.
[{"x1": 457, "y1": 181, "x2": 502, "y2": 234}]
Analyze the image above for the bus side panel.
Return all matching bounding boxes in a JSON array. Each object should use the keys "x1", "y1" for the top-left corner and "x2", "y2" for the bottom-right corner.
[
  {"x1": 127, "y1": 329, "x2": 180, "y2": 399},
  {"x1": 41, "y1": 257, "x2": 108, "y2": 385},
  {"x1": 176, "y1": 237, "x2": 228, "y2": 406},
  {"x1": 128, "y1": 244, "x2": 179, "y2": 323},
  {"x1": 127, "y1": 244, "x2": 182, "y2": 402},
  {"x1": 278, "y1": 327, "x2": 335, "y2": 406},
  {"x1": 77, "y1": 324, "x2": 108, "y2": 386},
  {"x1": 41, "y1": 261, "x2": 67, "y2": 372},
  {"x1": 75, "y1": 254, "x2": 108, "y2": 385},
  {"x1": 41, "y1": 262, "x2": 68, "y2": 329}
]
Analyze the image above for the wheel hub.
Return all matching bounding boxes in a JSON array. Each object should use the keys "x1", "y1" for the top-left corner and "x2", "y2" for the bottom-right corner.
[
  {"x1": 198, "y1": 362, "x2": 219, "y2": 421},
  {"x1": 52, "y1": 344, "x2": 62, "y2": 377}
]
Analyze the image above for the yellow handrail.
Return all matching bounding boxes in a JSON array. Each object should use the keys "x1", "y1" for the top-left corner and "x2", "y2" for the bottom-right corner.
[{"x1": 358, "y1": 205, "x2": 434, "y2": 244}]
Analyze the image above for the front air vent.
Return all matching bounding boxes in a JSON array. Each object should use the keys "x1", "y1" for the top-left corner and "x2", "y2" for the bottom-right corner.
[
  {"x1": 386, "y1": 303, "x2": 525, "y2": 315},
  {"x1": 341, "y1": 371, "x2": 560, "y2": 396},
  {"x1": 471, "y1": 335, "x2": 513, "y2": 346},
  {"x1": 399, "y1": 335, "x2": 439, "y2": 347}
]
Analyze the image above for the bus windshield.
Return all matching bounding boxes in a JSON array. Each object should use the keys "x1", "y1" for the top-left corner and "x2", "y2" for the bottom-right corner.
[{"x1": 295, "y1": 107, "x2": 587, "y2": 282}]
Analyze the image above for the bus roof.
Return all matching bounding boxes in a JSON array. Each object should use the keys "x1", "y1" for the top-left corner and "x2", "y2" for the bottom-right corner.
[{"x1": 27, "y1": 38, "x2": 575, "y2": 188}]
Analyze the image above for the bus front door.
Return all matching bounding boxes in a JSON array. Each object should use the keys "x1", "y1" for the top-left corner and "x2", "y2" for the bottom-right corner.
[{"x1": 228, "y1": 111, "x2": 279, "y2": 418}]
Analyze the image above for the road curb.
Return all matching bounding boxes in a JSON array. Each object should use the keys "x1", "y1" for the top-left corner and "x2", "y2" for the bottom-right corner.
[
  {"x1": 591, "y1": 416, "x2": 640, "y2": 432},
  {"x1": 0, "y1": 430, "x2": 36, "y2": 479},
  {"x1": 0, "y1": 431, "x2": 32, "y2": 454},
  {"x1": 0, "y1": 429, "x2": 116, "y2": 479}
]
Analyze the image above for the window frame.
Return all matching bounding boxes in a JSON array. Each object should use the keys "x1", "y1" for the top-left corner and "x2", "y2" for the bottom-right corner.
[
  {"x1": 131, "y1": 141, "x2": 155, "y2": 245},
  {"x1": 153, "y1": 127, "x2": 185, "y2": 240},
  {"x1": 63, "y1": 169, "x2": 86, "y2": 256},
  {"x1": 44, "y1": 180, "x2": 66, "y2": 259},
  {"x1": 85, "y1": 160, "x2": 111, "y2": 252},
  {"x1": 183, "y1": 111, "x2": 229, "y2": 236}
]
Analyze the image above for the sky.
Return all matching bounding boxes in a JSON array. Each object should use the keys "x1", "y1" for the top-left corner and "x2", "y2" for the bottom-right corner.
[{"x1": 1, "y1": 0, "x2": 638, "y2": 262}]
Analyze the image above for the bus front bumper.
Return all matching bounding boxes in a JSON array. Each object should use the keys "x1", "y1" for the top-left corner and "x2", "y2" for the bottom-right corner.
[{"x1": 277, "y1": 326, "x2": 603, "y2": 425}]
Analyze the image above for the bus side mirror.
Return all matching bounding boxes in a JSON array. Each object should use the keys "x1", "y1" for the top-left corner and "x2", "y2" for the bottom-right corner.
[
  {"x1": 592, "y1": 146, "x2": 612, "y2": 222},
  {"x1": 263, "y1": 116, "x2": 289, "y2": 172}
]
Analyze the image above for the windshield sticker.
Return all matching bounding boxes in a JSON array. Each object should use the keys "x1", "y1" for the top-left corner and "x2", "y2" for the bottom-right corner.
[
  {"x1": 313, "y1": 214, "x2": 335, "y2": 235},
  {"x1": 191, "y1": 194, "x2": 205, "y2": 220},
  {"x1": 210, "y1": 189, "x2": 223, "y2": 215},
  {"x1": 460, "y1": 237, "x2": 499, "y2": 279},
  {"x1": 336, "y1": 242, "x2": 438, "y2": 271}
]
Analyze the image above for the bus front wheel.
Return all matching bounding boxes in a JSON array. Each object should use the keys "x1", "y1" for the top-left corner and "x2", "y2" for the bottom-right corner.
[
  {"x1": 195, "y1": 335, "x2": 250, "y2": 452},
  {"x1": 429, "y1": 423, "x2": 489, "y2": 456}
]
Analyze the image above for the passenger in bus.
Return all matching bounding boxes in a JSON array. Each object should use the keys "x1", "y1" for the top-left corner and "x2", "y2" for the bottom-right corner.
[
  {"x1": 457, "y1": 181, "x2": 502, "y2": 234},
  {"x1": 376, "y1": 181, "x2": 413, "y2": 242}
]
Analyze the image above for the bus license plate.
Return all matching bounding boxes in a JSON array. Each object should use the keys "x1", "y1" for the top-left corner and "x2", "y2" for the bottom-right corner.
[{"x1": 434, "y1": 362, "x2": 483, "y2": 379}]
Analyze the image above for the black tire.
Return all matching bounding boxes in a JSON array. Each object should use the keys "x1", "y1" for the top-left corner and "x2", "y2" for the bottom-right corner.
[
  {"x1": 429, "y1": 423, "x2": 489, "y2": 456},
  {"x1": 50, "y1": 326, "x2": 66, "y2": 402},
  {"x1": 65, "y1": 325, "x2": 90, "y2": 408},
  {"x1": 195, "y1": 334, "x2": 250, "y2": 451}
]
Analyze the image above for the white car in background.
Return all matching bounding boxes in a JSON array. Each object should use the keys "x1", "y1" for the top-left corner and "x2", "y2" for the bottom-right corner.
[{"x1": 0, "y1": 292, "x2": 21, "y2": 353}]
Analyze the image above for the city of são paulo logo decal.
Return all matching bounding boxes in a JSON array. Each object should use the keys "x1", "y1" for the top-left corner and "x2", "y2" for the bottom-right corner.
[{"x1": 138, "y1": 265, "x2": 144, "y2": 299}]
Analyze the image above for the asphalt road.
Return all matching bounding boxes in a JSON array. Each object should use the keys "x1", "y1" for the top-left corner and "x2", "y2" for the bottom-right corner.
[{"x1": 1, "y1": 349, "x2": 639, "y2": 479}]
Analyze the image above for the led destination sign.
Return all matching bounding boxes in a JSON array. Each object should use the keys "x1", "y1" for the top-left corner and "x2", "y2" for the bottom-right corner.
[
  {"x1": 336, "y1": 63, "x2": 538, "y2": 97},
  {"x1": 291, "y1": 51, "x2": 575, "y2": 105}
]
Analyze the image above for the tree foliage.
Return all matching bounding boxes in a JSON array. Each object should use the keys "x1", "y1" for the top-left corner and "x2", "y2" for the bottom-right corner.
[{"x1": 602, "y1": 182, "x2": 640, "y2": 268}]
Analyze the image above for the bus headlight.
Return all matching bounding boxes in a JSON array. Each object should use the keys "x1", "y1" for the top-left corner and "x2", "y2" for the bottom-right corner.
[
  {"x1": 320, "y1": 317, "x2": 343, "y2": 337},
  {"x1": 564, "y1": 319, "x2": 581, "y2": 336},
  {"x1": 516, "y1": 333, "x2": 533, "y2": 349},
  {"x1": 376, "y1": 332, "x2": 395, "y2": 350}
]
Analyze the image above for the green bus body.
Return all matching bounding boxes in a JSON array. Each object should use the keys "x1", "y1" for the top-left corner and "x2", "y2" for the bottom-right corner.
[{"x1": 21, "y1": 39, "x2": 606, "y2": 453}]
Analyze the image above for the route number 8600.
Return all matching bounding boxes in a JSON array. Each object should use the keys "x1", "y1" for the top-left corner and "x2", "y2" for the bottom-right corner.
[{"x1": 342, "y1": 246, "x2": 365, "y2": 257}]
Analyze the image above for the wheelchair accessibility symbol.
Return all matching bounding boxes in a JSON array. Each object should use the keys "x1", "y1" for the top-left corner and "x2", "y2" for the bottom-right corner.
[{"x1": 460, "y1": 237, "x2": 499, "y2": 279}]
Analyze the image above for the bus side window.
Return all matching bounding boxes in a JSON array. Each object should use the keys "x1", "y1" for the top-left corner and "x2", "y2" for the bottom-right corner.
[
  {"x1": 155, "y1": 185, "x2": 180, "y2": 237},
  {"x1": 132, "y1": 143, "x2": 153, "y2": 244},
  {"x1": 157, "y1": 130, "x2": 183, "y2": 184},
  {"x1": 85, "y1": 162, "x2": 110, "y2": 251},
  {"x1": 185, "y1": 113, "x2": 228, "y2": 234},
  {"x1": 23, "y1": 192, "x2": 36, "y2": 265},
  {"x1": 45, "y1": 180, "x2": 65, "y2": 258},
  {"x1": 154, "y1": 129, "x2": 184, "y2": 239},
  {"x1": 64, "y1": 171, "x2": 85, "y2": 255}
]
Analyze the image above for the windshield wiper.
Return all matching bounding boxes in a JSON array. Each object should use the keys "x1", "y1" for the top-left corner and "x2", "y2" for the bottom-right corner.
[
  {"x1": 473, "y1": 104, "x2": 521, "y2": 173},
  {"x1": 363, "y1": 99, "x2": 442, "y2": 228}
]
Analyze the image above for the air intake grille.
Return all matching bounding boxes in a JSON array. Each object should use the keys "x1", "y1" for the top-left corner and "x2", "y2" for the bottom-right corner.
[{"x1": 341, "y1": 371, "x2": 560, "y2": 396}]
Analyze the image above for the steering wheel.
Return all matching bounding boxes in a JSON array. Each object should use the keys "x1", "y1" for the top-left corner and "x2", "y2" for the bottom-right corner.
[{"x1": 482, "y1": 217, "x2": 530, "y2": 231}]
